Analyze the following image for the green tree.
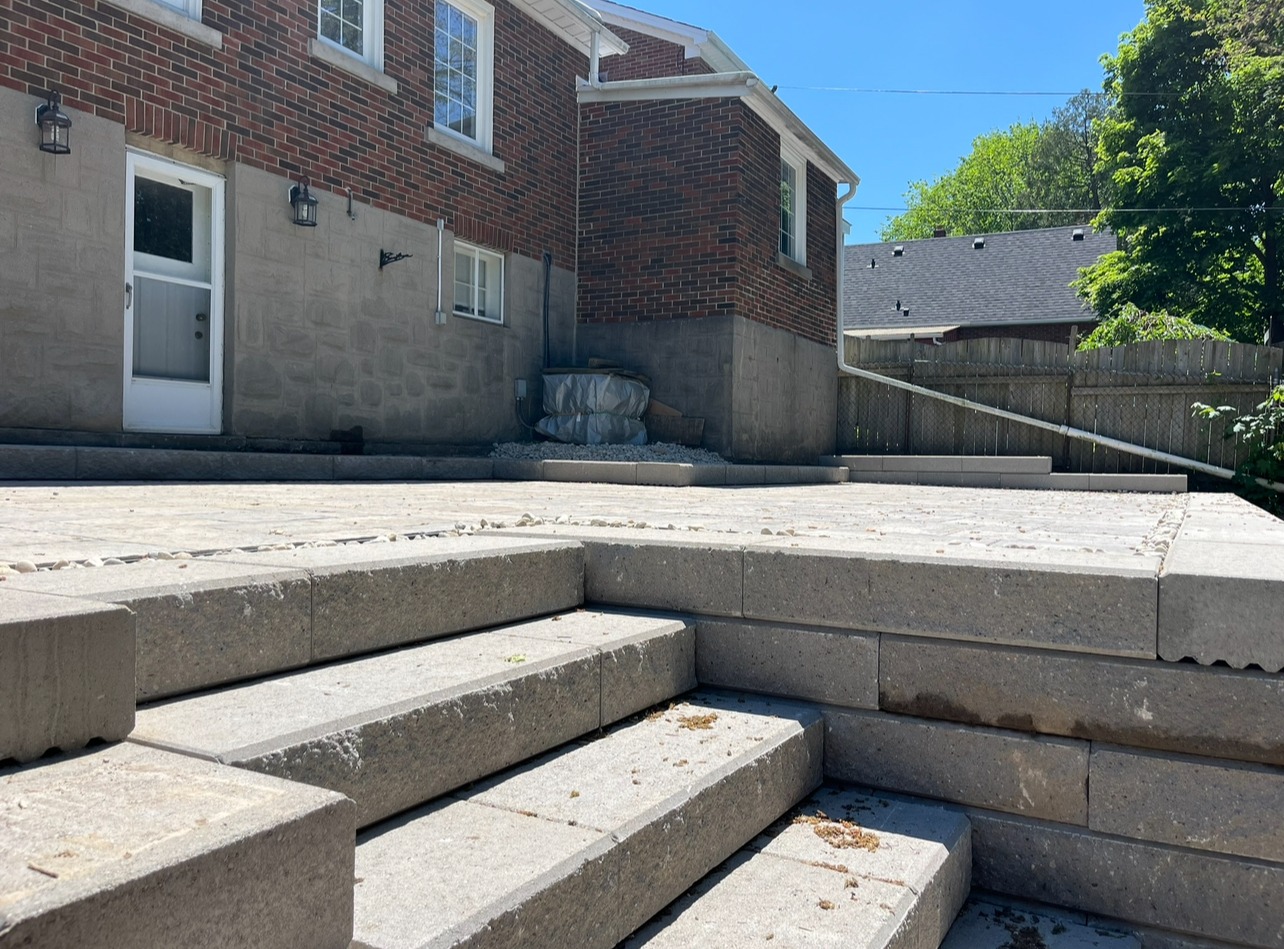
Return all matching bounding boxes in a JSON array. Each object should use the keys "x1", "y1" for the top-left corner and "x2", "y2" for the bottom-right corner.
[
  {"x1": 1076, "y1": 303, "x2": 1231, "y2": 350},
  {"x1": 881, "y1": 92, "x2": 1112, "y2": 241},
  {"x1": 1078, "y1": 0, "x2": 1284, "y2": 344}
]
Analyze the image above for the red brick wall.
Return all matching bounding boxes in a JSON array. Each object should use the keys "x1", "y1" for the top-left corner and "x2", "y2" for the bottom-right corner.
[
  {"x1": 599, "y1": 25, "x2": 714, "y2": 82},
  {"x1": 1, "y1": 0, "x2": 585, "y2": 262},
  {"x1": 578, "y1": 96, "x2": 741, "y2": 324},
  {"x1": 948, "y1": 322, "x2": 1096, "y2": 344},
  {"x1": 733, "y1": 105, "x2": 838, "y2": 346},
  {"x1": 578, "y1": 96, "x2": 837, "y2": 347}
]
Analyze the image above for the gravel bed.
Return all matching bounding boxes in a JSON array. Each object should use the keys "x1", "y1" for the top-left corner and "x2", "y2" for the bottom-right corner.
[{"x1": 490, "y1": 441, "x2": 726, "y2": 465}]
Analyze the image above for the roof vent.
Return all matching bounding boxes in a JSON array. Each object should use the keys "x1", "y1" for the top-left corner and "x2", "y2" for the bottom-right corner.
[
  {"x1": 893, "y1": 245, "x2": 905, "y2": 257},
  {"x1": 870, "y1": 257, "x2": 877, "y2": 268},
  {"x1": 973, "y1": 237, "x2": 985, "y2": 249},
  {"x1": 1072, "y1": 228, "x2": 1085, "y2": 241}
]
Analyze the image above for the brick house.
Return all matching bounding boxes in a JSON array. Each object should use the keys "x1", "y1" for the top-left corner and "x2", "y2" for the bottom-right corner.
[
  {"x1": 578, "y1": 2, "x2": 858, "y2": 461},
  {"x1": 0, "y1": 0, "x2": 855, "y2": 461},
  {"x1": 844, "y1": 227, "x2": 1115, "y2": 345}
]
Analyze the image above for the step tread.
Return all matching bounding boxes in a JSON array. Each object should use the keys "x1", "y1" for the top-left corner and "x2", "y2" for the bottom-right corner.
[
  {"x1": 624, "y1": 786, "x2": 971, "y2": 948},
  {"x1": 351, "y1": 691, "x2": 823, "y2": 949},
  {"x1": 132, "y1": 609, "x2": 695, "y2": 826},
  {"x1": 0, "y1": 743, "x2": 353, "y2": 949},
  {"x1": 941, "y1": 896, "x2": 1142, "y2": 948}
]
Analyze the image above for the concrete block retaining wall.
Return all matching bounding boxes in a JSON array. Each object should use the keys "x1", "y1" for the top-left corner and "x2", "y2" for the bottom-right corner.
[{"x1": 562, "y1": 531, "x2": 1284, "y2": 949}]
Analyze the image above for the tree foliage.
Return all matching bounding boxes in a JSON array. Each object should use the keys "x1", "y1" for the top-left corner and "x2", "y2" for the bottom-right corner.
[
  {"x1": 1193, "y1": 384, "x2": 1284, "y2": 515},
  {"x1": 1078, "y1": 0, "x2": 1284, "y2": 344},
  {"x1": 1077, "y1": 303, "x2": 1231, "y2": 350},
  {"x1": 881, "y1": 92, "x2": 1112, "y2": 241}
]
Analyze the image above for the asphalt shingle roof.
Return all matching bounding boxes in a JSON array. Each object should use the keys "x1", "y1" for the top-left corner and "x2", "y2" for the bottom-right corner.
[{"x1": 843, "y1": 226, "x2": 1115, "y2": 333}]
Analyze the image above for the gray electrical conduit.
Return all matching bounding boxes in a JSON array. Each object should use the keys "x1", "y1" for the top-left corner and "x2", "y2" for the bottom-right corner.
[{"x1": 831, "y1": 182, "x2": 1284, "y2": 494}]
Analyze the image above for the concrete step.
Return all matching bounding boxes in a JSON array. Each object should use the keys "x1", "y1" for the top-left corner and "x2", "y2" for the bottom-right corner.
[
  {"x1": 132, "y1": 609, "x2": 694, "y2": 828},
  {"x1": 350, "y1": 691, "x2": 823, "y2": 949},
  {"x1": 823, "y1": 456, "x2": 1187, "y2": 492},
  {"x1": 1, "y1": 589, "x2": 135, "y2": 764},
  {"x1": 941, "y1": 895, "x2": 1141, "y2": 949},
  {"x1": 822, "y1": 454, "x2": 1053, "y2": 476},
  {"x1": 4, "y1": 535, "x2": 585, "y2": 700},
  {"x1": 495, "y1": 458, "x2": 850, "y2": 486},
  {"x1": 623, "y1": 786, "x2": 971, "y2": 949},
  {"x1": 0, "y1": 743, "x2": 354, "y2": 949}
]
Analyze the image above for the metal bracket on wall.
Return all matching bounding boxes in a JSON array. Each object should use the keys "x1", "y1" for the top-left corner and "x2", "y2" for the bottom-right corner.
[{"x1": 379, "y1": 250, "x2": 413, "y2": 270}]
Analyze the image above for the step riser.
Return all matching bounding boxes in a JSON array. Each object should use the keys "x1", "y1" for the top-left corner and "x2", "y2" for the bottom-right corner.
[
  {"x1": 133, "y1": 613, "x2": 695, "y2": 828},
  {"x1": 5, "y1": 539, "x2": 586, "y2": 701},
  {"x1": 352, "y1": 695, "x2": 823, "y2": 949},
  {"x1": 0, "y1": 592, "x2": 135, "y2": 763},
  {"x1": 625, "y1": 788, "x2": 972, "y2": 949}
]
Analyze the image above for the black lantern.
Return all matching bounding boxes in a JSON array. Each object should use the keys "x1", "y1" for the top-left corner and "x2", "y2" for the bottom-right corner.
[
  {"x1": 289, "y1": 176, "x2": 319, "y2": 227},
  {"x1": 35, "y1": 90, "x2": 72, "y2": 154}
]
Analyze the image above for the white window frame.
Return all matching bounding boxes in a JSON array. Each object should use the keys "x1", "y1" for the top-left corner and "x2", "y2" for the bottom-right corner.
[
  {"x1": 453, "y1": 240, "x2": 504, "y2": 324},
  {"x1": 433, "y1": 0, "x2": 495, "y2": 153},
  {"x1": 156, "y1": 0, "x2": 200, "y2": 17},
  {"x1": 779, "y1": 142, "x2": 808, "y2": 266},
  {"x1": 317, "y1": 0, "x2": 384, "y2": 70}
]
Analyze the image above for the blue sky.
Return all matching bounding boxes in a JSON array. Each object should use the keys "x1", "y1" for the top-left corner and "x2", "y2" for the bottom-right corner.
[{"x1": 624, "y1": 1, "x2": 1148, "y2": 243}]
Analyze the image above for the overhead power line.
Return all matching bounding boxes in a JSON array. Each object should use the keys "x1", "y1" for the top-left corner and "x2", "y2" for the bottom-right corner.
[
  {"x1": 775, "y1": 86, "x2": 1178, "y2": 97},
  {"x1": 847, "y1": 206, "x2": 1276, "y2": 214}
]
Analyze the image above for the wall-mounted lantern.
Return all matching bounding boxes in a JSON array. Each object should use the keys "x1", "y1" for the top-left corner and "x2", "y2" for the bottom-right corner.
[
  {"x1": 289, "y1": 176, "x2": 319, "y2": 227},
  {"x1": 35, "y1": 90, "x2": 72, "y2": 154}
]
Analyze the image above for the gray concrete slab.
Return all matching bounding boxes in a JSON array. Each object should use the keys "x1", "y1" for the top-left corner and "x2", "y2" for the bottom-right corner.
[
  {"x1": 421, "y1": 457, "x2": 493, "y2": 480},
  {"x1": 825, "y1": 708, "x2": 1090, "y2": 824},
  {"x1": 878, "y1": 635, "x2": 1284, "y2": 766},
  {"x1": 0, "y1": 743, "x2": 354, "y2": 949},
  {"x1": 1089, "y1": 473, "x2": 1187, "y2": 493},
  {"x1": 134, "y1": 610, "x2": 691, "y2": 827},
  {"x1": 0, "y1": 590, "x2": 134, "y2": 763},
  {"x1": 942, "y1": 896, "x2": 1142, "y2": 949},
  {"x1": 543, "y1": 460, "x2": 638, "y2": 485},
  {"x1": 351, "y1": 691, "x2": 823, "y2": 949},
  {"x1": 627, "y1": 787, "x2": 970, "y2": 949},
  {"x1": 744, "y1": 540, "x2": 1158, "y2": 658},
  {"x1": 4, "y1": 558, "x2": 312, "y2": 700},
  {"x1": 208, "y1": 535, "x2": 585, "y2": 659},
  {"x1": 970, "y1": 809, "x2": 1284, "y2": 949},
  {"x1": 697, "y1": 619, "x2": 879, "y2": 709},
  {"x1": 332, "y1": 455, "x2": 427, "y2": 481},
  {"x1": 1089, "y1": 746, "x2": 1284, "y2": 862}
]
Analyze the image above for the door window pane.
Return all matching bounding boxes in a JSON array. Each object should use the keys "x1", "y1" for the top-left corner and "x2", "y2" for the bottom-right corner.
[
  {"x1": 135, "y1": 179, "x2": 194, "y2": 263},
  {"x1": 133, "y1": 276, "x2": 211, "y2": 382}
]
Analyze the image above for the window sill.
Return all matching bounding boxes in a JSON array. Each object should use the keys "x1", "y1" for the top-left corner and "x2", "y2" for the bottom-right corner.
[
  {"x1": 452, "y1": 310, "x2": 505, "y2": 326},
  {"x1": 427, "y1": 127, "x2": 505, "y2": 174},
  {"x1": 308, "y1": 39, "x2": 398, "y2": 94},
  {"x1": 776, "y1": 251, "x2": 813, "y2": 281},
  {"x1": 100, "y1": 0, "x2": 223, "y2": 48}
]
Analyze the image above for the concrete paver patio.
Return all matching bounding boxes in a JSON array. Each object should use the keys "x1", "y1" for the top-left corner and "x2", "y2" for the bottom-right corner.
[{"x1": 0, "y1": 480, "x2": 1234, "y2": 568}]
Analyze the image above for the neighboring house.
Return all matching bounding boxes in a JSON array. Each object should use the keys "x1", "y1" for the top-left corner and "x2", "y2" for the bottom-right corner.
[
  {"x1": 843, "y1": 226, "x2": 1116, "y2": 345},
  {"x1": 0, "y1": 0, "x2": 855, "y2": 462}
]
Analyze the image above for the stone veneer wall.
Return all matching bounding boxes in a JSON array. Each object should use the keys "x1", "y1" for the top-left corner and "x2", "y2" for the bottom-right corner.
[{"x1": 228, "y1": 164, "x2": 575, "y2": 442}]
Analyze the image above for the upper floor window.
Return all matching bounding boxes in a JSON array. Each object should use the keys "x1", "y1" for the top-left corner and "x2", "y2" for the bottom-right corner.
[
  {"x1": 434, "y1": 0, "x2": 495, "y2": 152},
  {"x1": 156, "y1": 0, "x2": 200, "y2": 17},
  {"x1": 779, "y1": 144, "x2": 807, "y2": 265},
  {"x1": 319, "y1": 0, "x2": 383, "y2": 68}
]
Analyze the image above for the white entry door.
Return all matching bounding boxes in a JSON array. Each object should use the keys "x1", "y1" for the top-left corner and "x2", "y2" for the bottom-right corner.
[{"x1": 123, "y1": 151, "x2": 224, "y2": 433}]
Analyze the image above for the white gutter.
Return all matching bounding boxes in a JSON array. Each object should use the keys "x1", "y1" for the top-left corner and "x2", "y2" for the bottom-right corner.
[{"x1": 833, "y1": 270, "x2": 1284, "y2": 491}]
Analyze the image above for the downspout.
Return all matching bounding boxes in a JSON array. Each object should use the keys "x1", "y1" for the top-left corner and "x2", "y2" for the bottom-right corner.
[
  {"x1": 589, "y1": 30, "x2": 602, "y2": 87},
  {"x1": 435, "y1": 218, "x2": 446, "y2": 325},
  {"x1": 832, "y1": 185, "x2": 1284, "y2": 491}
]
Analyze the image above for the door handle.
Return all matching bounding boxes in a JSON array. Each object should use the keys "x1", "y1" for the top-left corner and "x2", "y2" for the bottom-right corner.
[
  {"x1": 195, "y1": 313, "x2": 207, "y2": 322},
  {"x1": 125, "y1": 283, "x2": 132, "y2": 310}
]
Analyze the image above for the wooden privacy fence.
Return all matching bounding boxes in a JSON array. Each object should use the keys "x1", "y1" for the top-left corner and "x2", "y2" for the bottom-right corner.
[{"x1": 837, "y1": 338, "x2": 1284, "y2": 474}]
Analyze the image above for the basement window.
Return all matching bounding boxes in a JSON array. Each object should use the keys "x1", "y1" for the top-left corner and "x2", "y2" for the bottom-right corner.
[
  {"x1": 779, "y1": 143, "x2": 808, "y2": 266},
  {"x1": 454, "y1": 241, "x2": 504, "y2": 324}
]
